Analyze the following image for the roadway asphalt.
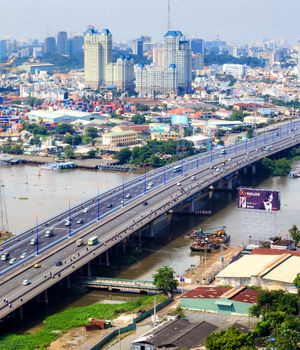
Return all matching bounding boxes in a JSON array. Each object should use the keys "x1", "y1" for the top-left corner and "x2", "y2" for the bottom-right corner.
[{"x1": 0, "y1": 120, "x2": 299, "y2": 320}]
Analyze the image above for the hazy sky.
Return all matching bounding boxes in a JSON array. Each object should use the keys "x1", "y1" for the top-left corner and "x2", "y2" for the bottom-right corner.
[{"x1": 0, "y1": 0, "x2": 299, "y2": 44}]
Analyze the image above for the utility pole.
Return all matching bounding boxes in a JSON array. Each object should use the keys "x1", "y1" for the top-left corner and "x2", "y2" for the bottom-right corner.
[{"x1": 0, "y1": 179, "x2": 8, "y2": 234}]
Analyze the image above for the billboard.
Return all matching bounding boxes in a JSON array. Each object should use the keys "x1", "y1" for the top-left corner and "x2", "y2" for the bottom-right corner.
[
  {"x1": 171, "y1": 114, "x2": 189, "y2": 126},
  {"x1": 237, "y1": 188, "x2": 280, "y2": 211}
]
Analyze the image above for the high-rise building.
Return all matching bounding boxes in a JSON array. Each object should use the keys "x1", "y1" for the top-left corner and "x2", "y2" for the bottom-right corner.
[
  {"x1": 44, "y1": 37, "x2": 56, "y2": 55},
  {"x1": 67, "y1": 36, "x2": 83, "y2": 57},
  {"x1": 106, "y1": 56, "x2": 135, "y2": 92},
  {"x1": 57, "y1": 31, "x2": 68, "y2": 55},
  {"x1": 164, "y1": 31, "x2": 192, "y2": 93},
  {"x1": 191, "y1": 38, "x2": 204, "y2": 54},
  {"x1": 135, "y1": 64, "x2": 177, "y2": 97},
  {"x1": 133, "y1": 39, "x2": 144, "y2": 58},
  {"x1": 0, "y1": 40, "x2": 7, "y2": 62},
  {"x1": 192, "y1": 53, "x2": 204, "y2": 70},
  {"x1": 84, "y1": 27, "x2": 112, "y2": 89},
  {"x1": 152, "y1": 47, "x2": 164, "y2": 66},
  {"x1": 298, "y1": 38, "x2": 300, "y2": 80}
]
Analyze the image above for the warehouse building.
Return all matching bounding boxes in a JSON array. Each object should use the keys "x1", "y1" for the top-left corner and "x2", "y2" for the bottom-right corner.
[{"x1": 215, "y1": 253, "x2": 300, "y2": 293}]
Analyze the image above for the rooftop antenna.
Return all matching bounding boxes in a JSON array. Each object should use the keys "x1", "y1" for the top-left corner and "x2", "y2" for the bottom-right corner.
[{"x1": 168, "y1": 0, "x2": 171, "y2": 30}]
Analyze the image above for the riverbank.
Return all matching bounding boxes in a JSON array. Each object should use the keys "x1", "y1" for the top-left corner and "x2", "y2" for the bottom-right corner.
[
  {"x1": 0, "y1": 294, "x2": 167, "y2": 350},
  {"x1": 183, "y1": 245, "x2": 243, "y2": 286}
]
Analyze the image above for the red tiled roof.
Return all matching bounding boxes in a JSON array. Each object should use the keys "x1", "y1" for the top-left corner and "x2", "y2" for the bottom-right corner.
[
  {"x1": 251, "y1": 248, "x2": 300, "y2": 257},
  {"x1": 181, "y1": 287, "x2": 230, "y2": 299},
  {"x1": 231, "y1": 288, "x2": 259, "y2": 304}
]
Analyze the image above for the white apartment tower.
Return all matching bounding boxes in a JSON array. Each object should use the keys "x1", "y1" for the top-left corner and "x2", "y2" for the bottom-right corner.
[
  {"x1": 163, "y1": 31, "x2": 192, "y2": 93},
  {"x1": 84, "y1": 27, "x2": 112, "y2": 89},
  {"x1": 106, "y1": 56, "x2": 135, "y2": 92}
]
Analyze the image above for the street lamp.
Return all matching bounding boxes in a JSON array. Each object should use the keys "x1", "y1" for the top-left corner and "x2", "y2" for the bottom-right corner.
[
  {"x1": 163, "y1": 160, "x2": 167, "y2": 184},
  {"x1": 35, "y1": 215, "x2": 39, "y2": 256},
  {"x1": 68, "y1": 199, "x2": 72, "y2": 237},
  {"x1": 122, "y1": 177, "x2": 125, "y2": 207},
  {"x1": 97, "y1": 186, "x2": 100, "y2": 221},
  {"x1": 144, "y1": 164, "x2": 147, "y2": 195}
]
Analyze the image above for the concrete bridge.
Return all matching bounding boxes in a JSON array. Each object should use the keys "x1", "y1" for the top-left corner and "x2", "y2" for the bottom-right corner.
[{"x1": 0, "y1": 120, "x2": 299, "y2": 322}]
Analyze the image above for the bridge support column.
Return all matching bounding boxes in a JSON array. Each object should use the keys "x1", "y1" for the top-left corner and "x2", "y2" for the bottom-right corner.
[
  {"x1": 106, "y1": 250, "x2": 110, "y2": 267},
  {"x1": 243, "y1": 167, "x2": 248, "y2": 175},
  {"x1": 149, "y1": 222, "x2": 155, "y2": 238},
  {"x1": 252, "y1": 164, "x2": 256, "y2": 175},
  {"x1": 67, "y1": 275, "x2": 71, "y2": 289},
  {"x1": 87, "y1": 263, "x2": 91, "y2": 278},
  {"x1": 20, "y1": 305, "x2": 24, "y2": 320},
  {"x1": 138, "y1": 229, "x2": 142, "y2": 249},
  {"x1": 190, "y1": 200, "x2": 196, "y2": 213},
  {"x1": 122, "y1": 240, "x2": 126, "y2": 255},
  {"x1": 44, "y1": 290, "x2": 49, "y2": 305},
  {"x1": 227, "y1": 178, "x2": 233, "y2": 190}
]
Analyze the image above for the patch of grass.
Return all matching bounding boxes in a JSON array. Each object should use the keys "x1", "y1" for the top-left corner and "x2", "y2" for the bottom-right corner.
[{"x1": 0, "y1": 294, "x2": 167, "y2": 350}]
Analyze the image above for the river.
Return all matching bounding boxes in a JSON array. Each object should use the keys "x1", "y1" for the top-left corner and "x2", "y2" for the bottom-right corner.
[{"x1": 1, "y1": 163, "x2": 300, "y2": 333}]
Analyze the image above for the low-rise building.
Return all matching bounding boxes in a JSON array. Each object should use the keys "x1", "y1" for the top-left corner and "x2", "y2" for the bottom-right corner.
[
  {"x1": 102, "y1": 130, "x2": 138, "y2": 146},
  {"x1": 132, "y1": 318, "x2": 217, "y2": 350},
  {"x1": 150, "y1": 131, "x2": 179, "y2": 141},
  {"x1": 215, "y1": 252, "x2": 300, "y2": 293},
  {"x1": 180, "y1": 286, "x2": 259, "y2": 315}
]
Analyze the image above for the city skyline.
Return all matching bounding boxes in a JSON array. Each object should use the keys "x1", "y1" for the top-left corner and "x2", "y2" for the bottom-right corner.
[{"x1": 0, "y1": 0, "x2": 300, "y2": 44}]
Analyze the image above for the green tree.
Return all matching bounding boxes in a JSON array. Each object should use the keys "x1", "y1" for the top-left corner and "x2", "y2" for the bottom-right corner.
[
  {"x1": 205, "y1": 327, "x2": 254, "y2": 350},
  {"x1": 136, "y1": 104, "x2": 150, "y2": 112},
  {"x1": 55, "y1": 124, "x2": 75, "y2": 135},
  {"x1": 85, "y1": 127, "x2": 98, "y2": 139},
  {"x1": 87, "y1": 149, "x2": 97, "y2": 158},
  {"x1": 273, "y1": 158, "x2": 292, "y2": 176},
  {"x1": 131, "y1": 114, "x2": 146, "y2": 125},
  {"x1": 247, "y1": 127, "x2": 254, "y2": 139},
  {"x1": 229, "y1": 109, "x2": 244, "y2": 121},
  {"x1": 64, "y1": 147, "x2": 76, "y2": 159},
  {"x1": 293, "y1": 273, "x2": 300, "y2": 294},
  {"x1": 115, "y1": 148, "x2": 132, "y2": 164},
  {"x1": 260, "y1": 158, "x2": 274, "y2": 175},
  {"x1": 150, "y1": 155, "x2": 163, "y2": 168},
  {"x1": 29, "y1": 136, "x2": 41, "y2": 146},
  {"x1": 289, "y1": 225, "x2": 300, "y2": 243},
  {"x1": 152, "y1": 266, "x2": 178, "y2": 293}
]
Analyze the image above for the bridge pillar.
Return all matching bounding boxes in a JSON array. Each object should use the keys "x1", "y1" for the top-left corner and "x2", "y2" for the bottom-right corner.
[
  {"x1": 67, "y1": 275, "x2": 71, "y2": 289},
  {"x1": 252, "y1": 164, "x2": 256, "y2": 175},
  {"x1": 243, "y1": 167, "x2": 248, "y2": 175},
  {"x1": 190, "y1": 200, "x2": 196, "y2": 213},
  {"x1": 106, "y1": 250, "x2": 110, "y2": 267},
  {"x1": 149, "y1": 222, "x2": 155, "y2": 238},
  {"x1": 122, "y1": 240, "x2": 126, "y2": 255},
  {"x1": 44, "y1": 290, "x2": 49, "y2": 305},
  {"x1": 20, "y1": 305, "x2": 24, "y2": 320},
  {"x1": 87, "y1": 263, "x2": 91, "y2": 278},
  {"x1": 138, "y1": 229, "x2": 142, "y2": 248},
  {"x1": 227, "y1": 178, "x2": 233, "y2": 190}
]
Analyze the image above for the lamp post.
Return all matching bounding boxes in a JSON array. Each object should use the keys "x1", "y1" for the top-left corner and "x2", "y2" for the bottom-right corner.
[
  {"x1": 122, "y1": 177, "x2": 125, "y2": 207},
  {"x1": 97, "y1": 186, "x2": 100, "y2": 221},
  {"x1": 163, "y1": 160, "x2": 167, "y2": 184},
  {"x1": 144, "y1": 165, "x2": 147, "y2": 195},
  {"x1": 35, "y1": 215, "x2": 39, "y2": 256},
  {"x1": 68, "y1": 199, "x2": 72, "y2": 237}
]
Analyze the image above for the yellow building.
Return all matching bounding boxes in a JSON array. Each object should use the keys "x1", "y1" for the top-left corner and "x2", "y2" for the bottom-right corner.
[
  {"x1": 102, "y1": 130, "x2": 138, "y2": 146},
  {"x1": 150, "y1": 131, "x2": 179, "y2": 141}
]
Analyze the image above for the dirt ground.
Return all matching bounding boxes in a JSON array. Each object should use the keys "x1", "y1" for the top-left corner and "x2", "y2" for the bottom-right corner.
[
  {"x1": 183, "y1": 245, "x2": 243, "y2": 286},
  {"x1": 48, "y1": 313, "x2": 138, "y2": 350}
]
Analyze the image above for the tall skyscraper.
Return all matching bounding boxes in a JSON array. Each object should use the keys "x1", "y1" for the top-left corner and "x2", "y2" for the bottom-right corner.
[
  {"x1": 152, "y1": 47, "x2": 164, "y2": 66},
  {"x1": 67, "y1": 36, "x2": 83, "y2": 57},
  {"x1": 106, "y1": 56, "x2": 135, "y2": 92},
  {"x1": 44, "y1": 37, "x2": 56, "y2": 55},
  {"x1": 57, "y1": 31, "x2": 68, "y2": 55},
  {"x1": 191, "y1": 38, "x2": 204, "y2": 54},
  {"x1": 0, "y1": 40, "x2": 7, "y2": 62},
  {"x1": 84, "y1": 26, "x2": 112, "y2": 89},
  {"x1": 133, "y1": 39, "x2": 144, "y2": 58},
  {"x1": 164, "y1": 31, "x2": 192, "y2": 93},
  {"x1": 298, "y1": 38, "x2": 300, "y2": 80}
]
